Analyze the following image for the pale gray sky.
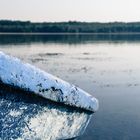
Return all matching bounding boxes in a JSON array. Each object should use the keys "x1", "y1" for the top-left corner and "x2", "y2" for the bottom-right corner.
[{"x1": 0, "y1": 0, "x2": 140, "y2": 22}]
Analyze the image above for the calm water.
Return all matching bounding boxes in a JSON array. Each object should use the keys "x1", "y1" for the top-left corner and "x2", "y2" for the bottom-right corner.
[{"x1": 0, "y1": 34, "x2": 140, "y2": 140}]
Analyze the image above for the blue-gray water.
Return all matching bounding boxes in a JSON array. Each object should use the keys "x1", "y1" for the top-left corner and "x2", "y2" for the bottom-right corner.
[{"x1": 0, "y1": 34, "x2": 140, "y2": 140}]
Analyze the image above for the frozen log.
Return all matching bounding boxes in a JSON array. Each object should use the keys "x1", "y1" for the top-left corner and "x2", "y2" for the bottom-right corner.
[
  {"x1": 0, "y1": 51, "x2": 99, "y2": 139},
  {"x1": 0, "y1": 51, "x2": 98, "y2": 112}
]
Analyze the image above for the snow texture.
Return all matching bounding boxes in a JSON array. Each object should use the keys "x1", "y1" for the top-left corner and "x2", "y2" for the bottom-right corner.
[
  {"x1": 0, "y1": 85, "x2": 92, "y2": 139},
  {"x1": 0, "y1": 51, "x2": 98, "y2": 112}
]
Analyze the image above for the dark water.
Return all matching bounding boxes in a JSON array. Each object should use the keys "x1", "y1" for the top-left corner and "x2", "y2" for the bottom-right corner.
[{"x1": 0, "y1": 34, "x2": 140, "y2": 140}]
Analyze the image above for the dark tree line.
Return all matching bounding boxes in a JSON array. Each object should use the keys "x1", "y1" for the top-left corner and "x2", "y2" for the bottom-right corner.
[{"x1": 1, "y1": 20, "x2": 140, "y2": 33}]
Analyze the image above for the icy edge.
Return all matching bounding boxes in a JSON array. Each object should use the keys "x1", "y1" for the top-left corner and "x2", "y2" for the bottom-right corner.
[{"x1": 0, "y1": 51, "x2": 99, "y2": 112}]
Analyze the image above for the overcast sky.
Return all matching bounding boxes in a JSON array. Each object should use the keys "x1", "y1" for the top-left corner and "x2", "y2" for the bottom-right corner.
[{"x1": 0, "y1": 0, "x2": 140, "y2": 22}]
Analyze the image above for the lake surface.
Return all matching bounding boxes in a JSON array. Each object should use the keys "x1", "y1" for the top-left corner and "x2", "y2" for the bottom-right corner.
[{"x1": 0, "y1": 34, "x2": 140, "y2": 140}]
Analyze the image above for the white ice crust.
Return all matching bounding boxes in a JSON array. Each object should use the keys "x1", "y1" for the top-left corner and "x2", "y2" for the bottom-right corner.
[{"x1": 0, "y1": 51, "x2": 98, "y2": 112}]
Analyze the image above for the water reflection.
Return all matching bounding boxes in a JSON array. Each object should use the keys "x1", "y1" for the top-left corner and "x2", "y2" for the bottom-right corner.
[{"x1": 1, "y1": 34, "x2": 140, "y2": 45}]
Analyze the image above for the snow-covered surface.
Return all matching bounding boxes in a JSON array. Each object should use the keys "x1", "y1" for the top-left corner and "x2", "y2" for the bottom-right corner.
[
  {"x1": 0, "y1": 86, "x2": 92, "y2": 139},
  {"x1": 0, "y1": 51, "x2": 98, "y2": 112},
  {"x1": 21, "y1": 109, "x2": 90, "y2": 140}
]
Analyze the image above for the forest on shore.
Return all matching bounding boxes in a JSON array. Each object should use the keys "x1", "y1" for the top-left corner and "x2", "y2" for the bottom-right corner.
[{"x1": 1, "y1": 20, "x2": 140, "y2": 33}]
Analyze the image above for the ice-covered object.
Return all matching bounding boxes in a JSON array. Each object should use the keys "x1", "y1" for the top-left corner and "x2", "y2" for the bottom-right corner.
[{"x1": 0, "y1": 51, "x2": 98, "y2": 112}]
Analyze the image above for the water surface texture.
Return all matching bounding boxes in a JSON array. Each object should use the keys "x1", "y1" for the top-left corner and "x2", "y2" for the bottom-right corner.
[{"x1": 0, "y1": 34, "x2": 140, "y2": 140}]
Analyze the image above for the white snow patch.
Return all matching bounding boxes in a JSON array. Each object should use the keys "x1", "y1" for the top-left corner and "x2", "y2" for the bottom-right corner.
[
  {"x1": 9, "y1": 110, "x2": 22, "y2": 117},
  {"x1": 21, "y1": 108, "x2": 90, "y2": 140}
]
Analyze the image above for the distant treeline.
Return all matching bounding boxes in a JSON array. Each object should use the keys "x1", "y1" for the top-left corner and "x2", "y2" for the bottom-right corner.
[{"x1": 1, "y1": 20, "x2": 140, "y2": 33}]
